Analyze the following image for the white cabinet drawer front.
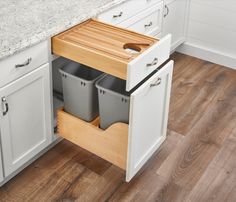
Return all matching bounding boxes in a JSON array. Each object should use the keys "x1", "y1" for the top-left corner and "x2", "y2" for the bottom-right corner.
[
  {"x1": 0, "y1": 41, "x2": 49, "y2": 87},
  {"x1": 118, "y1": 2, "x2": 163, "y2": 36},
  {"x1": 98, "y1": 2, "x2": 126, "y2": 25},
  {"x1": 127, "y1": 60, "x2": 173, "y2": 181},
  {"x1": 126, "y1": 34, "x2": 171, "y2": 90},
  {"x1": 98, "y1": 0, "x2": 162, "y2": 25}
]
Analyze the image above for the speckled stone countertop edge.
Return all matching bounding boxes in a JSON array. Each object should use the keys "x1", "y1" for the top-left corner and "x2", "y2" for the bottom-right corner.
[{"x1": 0, "y1": 0, "x2": 126, "y2": 61}]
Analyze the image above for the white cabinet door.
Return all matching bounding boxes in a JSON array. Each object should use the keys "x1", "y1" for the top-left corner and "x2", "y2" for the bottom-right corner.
[
  {"x1": 126, "y1": 61, "x2": 173, "y2": 181},
  {"x1": 0, "y1": 64, "x2": 52, "y2": 177},
  {"x1": 163, "y1": 0, "x2": 188, "y2": 50}
]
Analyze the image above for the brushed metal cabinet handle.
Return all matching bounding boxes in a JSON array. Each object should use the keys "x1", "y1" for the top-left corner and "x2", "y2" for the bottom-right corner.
[
  {"x1": 164, "y1": 5, "x2": 169, "y2": 18},
  {"x1": 146, "y1": 58, "x2": 159, "y2": 67},
  {"x1": 15, "y1": 58, "x2": 32, "y2": 68},
  {"x1": 113, "y1": 12, "x2": 123, "y2": 18},
  {"x1": 144, "y1": 21, "x2": 153, "y2": 28},
  {"x1": 2, "y1": 97, "x2": 9, "y2": 116},
  {"x1": 150, "y1": 78, "x2": 162, "y2": 87}
]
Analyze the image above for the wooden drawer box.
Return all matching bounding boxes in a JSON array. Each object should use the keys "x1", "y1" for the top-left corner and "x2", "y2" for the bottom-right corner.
[
  {"x1": 52, "y1": 19, "x2": 171, "y2": 91},
  {"x1": 57, "y1": 61, "x2": 173, "y2": 181}
]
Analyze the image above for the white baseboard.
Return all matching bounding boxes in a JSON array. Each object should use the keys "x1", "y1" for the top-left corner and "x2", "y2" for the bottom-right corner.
[
  {"x1": 171, "y1": 38, "x2": 185, "y2": 53},
  {"x1": 177, "y1": 42, "x2": 236, "y2": 70}
]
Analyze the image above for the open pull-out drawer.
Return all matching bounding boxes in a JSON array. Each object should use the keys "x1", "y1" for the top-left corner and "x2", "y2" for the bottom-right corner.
[
  {"x1": 57, "y1": 61, "x2": 173, "y2": 182},
  {"x1": 52, "y1": 19, "x2": 171, "y2": 91}
]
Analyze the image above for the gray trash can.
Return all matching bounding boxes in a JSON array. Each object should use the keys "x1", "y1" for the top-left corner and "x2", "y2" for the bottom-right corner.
[
  {"x1": 96, "y1": 75, "x2": 130, "y2": 129},
  {"x1": 60, "y1": 61, "x2": 104, "y2": 122}
]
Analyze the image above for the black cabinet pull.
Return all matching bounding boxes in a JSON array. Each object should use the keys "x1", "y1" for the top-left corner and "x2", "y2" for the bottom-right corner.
[
  {"x1": 113, "y1": 12, "x2": 123, "y2": 18},
  {"x1": 164, "y1": 5, "x2": 169, "y2": 18},
  {"x1": 2, "y1": 97, "x2": 9, "y2": 116},
  {"x1": 15, "y1": 58, "x2": 32, "y2": 68}
]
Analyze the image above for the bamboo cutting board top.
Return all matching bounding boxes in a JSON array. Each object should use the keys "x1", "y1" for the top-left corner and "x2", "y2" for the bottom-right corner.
[{"x1": 55, "y1": 19, "x2": 158, "y2": 62}]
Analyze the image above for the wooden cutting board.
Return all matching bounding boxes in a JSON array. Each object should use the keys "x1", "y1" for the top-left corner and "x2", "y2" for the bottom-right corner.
[{"x1": 52, "y1": 19, "x2": 158, "y2": 79}]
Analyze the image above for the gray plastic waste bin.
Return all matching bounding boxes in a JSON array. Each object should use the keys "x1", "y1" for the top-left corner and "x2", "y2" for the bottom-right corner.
[
  {"x1": 96, "y1": 75, "x2": 130, "y2": 129},
  {"x1": 60, "y1": 61, "x2": 104, "y2": 122},
  {"x1": 52, "y1": 57, "x2": 71, "y2": 95}
]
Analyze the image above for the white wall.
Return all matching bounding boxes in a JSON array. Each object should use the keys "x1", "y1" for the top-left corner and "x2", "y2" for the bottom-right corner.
[{"x1": 178, "y1": 0, "x2": 236, "y2": 69}]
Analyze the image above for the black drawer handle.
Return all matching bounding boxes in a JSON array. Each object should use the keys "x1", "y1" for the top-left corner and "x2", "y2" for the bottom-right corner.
[
  {"x1": 144, "y1": 21, "x2": 153, "y2": 28},
  {"x1": 113, "y1": 12, "x2": 123, "y2": 18},
  {"x1": 15, "y1": 58, "x2": 32, "y2": 68},
  {"x1": 2, "y1": 97, "x2": 9, "y2": 116},
  {"x1": 146, "y1": 58, "x2": 158, "y2": 67},
  {"x1": 164, "y1": 5, "x2": 169, "y2": 18},
  {"x1": 150, "y1": 78, "x2": 162, "y2": 87}
]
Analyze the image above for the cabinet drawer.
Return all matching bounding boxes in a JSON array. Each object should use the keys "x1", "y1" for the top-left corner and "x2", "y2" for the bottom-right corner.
[
  {"x1": 57, "y1": 61, "x2": 173, "y2": 181},
  {"x1": 97, "y1": 0, "x2": 162, "y2": 25},
  {"x1": 0, "y1": 41, "x2": 49, "y2": 87},
  {"x1": 52, "y1": 19, "x2": 171, "y2": 91},
  {"x1": 118, "y1": 2, "x2": 163, "y2": 37}
]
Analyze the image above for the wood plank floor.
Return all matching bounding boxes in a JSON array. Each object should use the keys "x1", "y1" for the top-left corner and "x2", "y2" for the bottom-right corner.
[{"x1": 0, "y1": 53, "x2": 235, "y2": 202}]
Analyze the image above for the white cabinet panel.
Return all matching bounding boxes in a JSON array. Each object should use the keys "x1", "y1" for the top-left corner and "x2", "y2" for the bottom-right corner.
[
  {"x1": 126, "y1": 34, "x2": 171, "y2": 91},
  {"x1": 118, "y1": 2, "x2": 164, "y2": 36},
  {"x1": 0, "y1": 41, "x2": 48, "y2": 88},
  {"x1": 127, "y1": 61, "x2": 173, "y2": 181},
  {"x1": 163, "y1": 0, "x2": 188, "y2": 50},
  {"x1": 0, "y1": 145, "x2": 3, "y2": 183},
  {"x1": 0, "y1": 64, "x2": 52, "y2": 177}
]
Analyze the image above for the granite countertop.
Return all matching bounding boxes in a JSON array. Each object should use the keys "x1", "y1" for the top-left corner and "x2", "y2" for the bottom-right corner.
[{"x1": 0, "y1": 0, "x2": 127, "y2": 61}]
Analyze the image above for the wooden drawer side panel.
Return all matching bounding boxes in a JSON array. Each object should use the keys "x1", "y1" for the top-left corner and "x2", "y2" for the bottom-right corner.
[{"x1": 57, "y1": 109, "x2": 128, "y2": 169}]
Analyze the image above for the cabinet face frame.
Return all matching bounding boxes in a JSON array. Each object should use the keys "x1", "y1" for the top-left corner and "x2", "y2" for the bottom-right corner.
[
  {"x1": 0, "y1": 145, "x2": 3, "y2": 183},
  {"x1": 0, "y1": 64, "x2": 52, "y2": 177}
]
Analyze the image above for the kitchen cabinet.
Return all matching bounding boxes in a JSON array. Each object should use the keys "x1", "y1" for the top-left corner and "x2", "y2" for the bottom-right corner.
[
  {"x1": 0, "y1": 63, "x2": 52, "y2": 177},
  {"x1": 52, "y1": 19, "x2": 173, "y2": 181},
  {"x1": 163, "y1": 0, "x2": 188, "y2": 50}
]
